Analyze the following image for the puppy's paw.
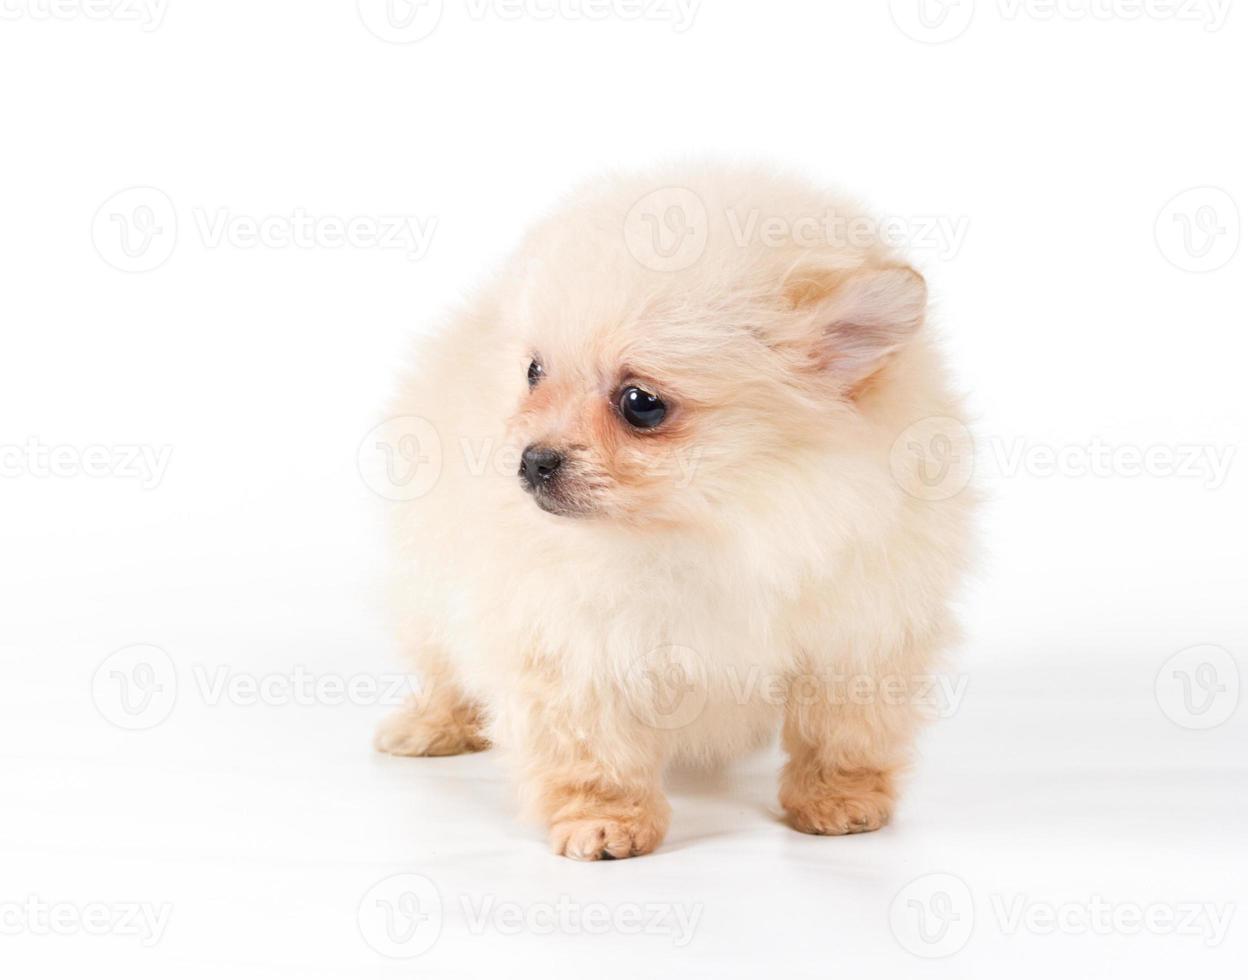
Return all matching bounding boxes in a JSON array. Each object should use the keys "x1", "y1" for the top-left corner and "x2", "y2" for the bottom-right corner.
[
  {"x1": 780, "y1": 763, "x2": 896, "y2": 836},
  {"x1": 549, "y1": 813, "x2": 667, "y2": 861},
  {"x1": 784, "y1": 793, "x2": 892, "y2": 835},
  {"x1": 373, "y1": 705, "x2": 489, "y2": 757}
]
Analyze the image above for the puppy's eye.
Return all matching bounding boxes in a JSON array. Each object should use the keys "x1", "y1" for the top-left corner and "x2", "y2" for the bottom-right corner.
[
  {"x1": 618, "y1": 386, "x2": 667, "y2": 429},
  {"x1": 527, "y1": 359, "x2": 543, "y2": 388}
]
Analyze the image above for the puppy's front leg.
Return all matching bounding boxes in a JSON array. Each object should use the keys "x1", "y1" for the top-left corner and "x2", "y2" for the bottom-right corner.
[
  {"x1": 779, "y1": 668, "x2": 922, "y2": 835},
  {"x1": 373, "y1": 651, "x2": 490, "y2": 757},
  {"x1": 511, "y1": 691, "x2": 671, "y2": 861}
]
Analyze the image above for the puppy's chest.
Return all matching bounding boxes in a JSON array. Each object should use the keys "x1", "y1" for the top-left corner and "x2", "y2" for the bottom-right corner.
[{"x1": 514, "y1": 553, "x2": 800, "y2": 675}]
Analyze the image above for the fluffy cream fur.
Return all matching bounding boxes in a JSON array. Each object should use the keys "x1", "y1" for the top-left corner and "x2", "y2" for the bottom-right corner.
[{"x1": 374, "y1": 164, "x2": 974, "y2": 860}]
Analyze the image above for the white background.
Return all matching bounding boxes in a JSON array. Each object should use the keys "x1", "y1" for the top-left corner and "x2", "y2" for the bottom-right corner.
[{"x1": 1, "y1": 1, "x2": 1245, "y2": 977}]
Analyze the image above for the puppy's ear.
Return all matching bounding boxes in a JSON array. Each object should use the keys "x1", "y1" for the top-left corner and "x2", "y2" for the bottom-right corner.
[{"x1": 783, "y1": 265, "x2": 927, "y2": 391}]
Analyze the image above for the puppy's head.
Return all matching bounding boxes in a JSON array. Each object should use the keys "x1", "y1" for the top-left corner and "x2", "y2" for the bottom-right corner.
[{"x1": 502, "y1": 168, "x2": 928, "y2": 527}]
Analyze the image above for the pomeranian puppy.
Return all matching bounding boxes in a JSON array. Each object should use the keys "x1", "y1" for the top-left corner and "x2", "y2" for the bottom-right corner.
[{"x1": 374, "y1": 164, "x2": 974, "y2": 860}]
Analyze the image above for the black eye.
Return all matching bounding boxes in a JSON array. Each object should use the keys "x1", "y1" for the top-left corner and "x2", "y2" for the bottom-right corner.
[
  {"x1": 527, "y1": 359, "x2": 543, "y2": 388},
  {"x1": 618, "y1": 387, "x2": 667, "y2": 429}
]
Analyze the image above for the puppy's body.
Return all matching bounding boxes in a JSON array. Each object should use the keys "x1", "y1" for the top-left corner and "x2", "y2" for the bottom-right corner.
[{"x1": 376, "y1": 165, "x2": 974, "y2": 859}]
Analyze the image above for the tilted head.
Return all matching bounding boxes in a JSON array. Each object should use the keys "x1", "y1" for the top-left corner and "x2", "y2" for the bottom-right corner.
[{"x1": 499, "y1": 165, "x2": 929, "y2": 527}]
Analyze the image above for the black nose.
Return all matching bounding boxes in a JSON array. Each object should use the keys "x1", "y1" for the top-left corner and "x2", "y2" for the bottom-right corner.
[{"x1": 520, "y1": 445, "x2": 563, "y2": 489}]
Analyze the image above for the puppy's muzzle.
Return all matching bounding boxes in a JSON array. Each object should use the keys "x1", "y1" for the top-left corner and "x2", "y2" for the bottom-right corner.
[{"x1": 519, "y1": 444, "x2": 563, "y2": 491}]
